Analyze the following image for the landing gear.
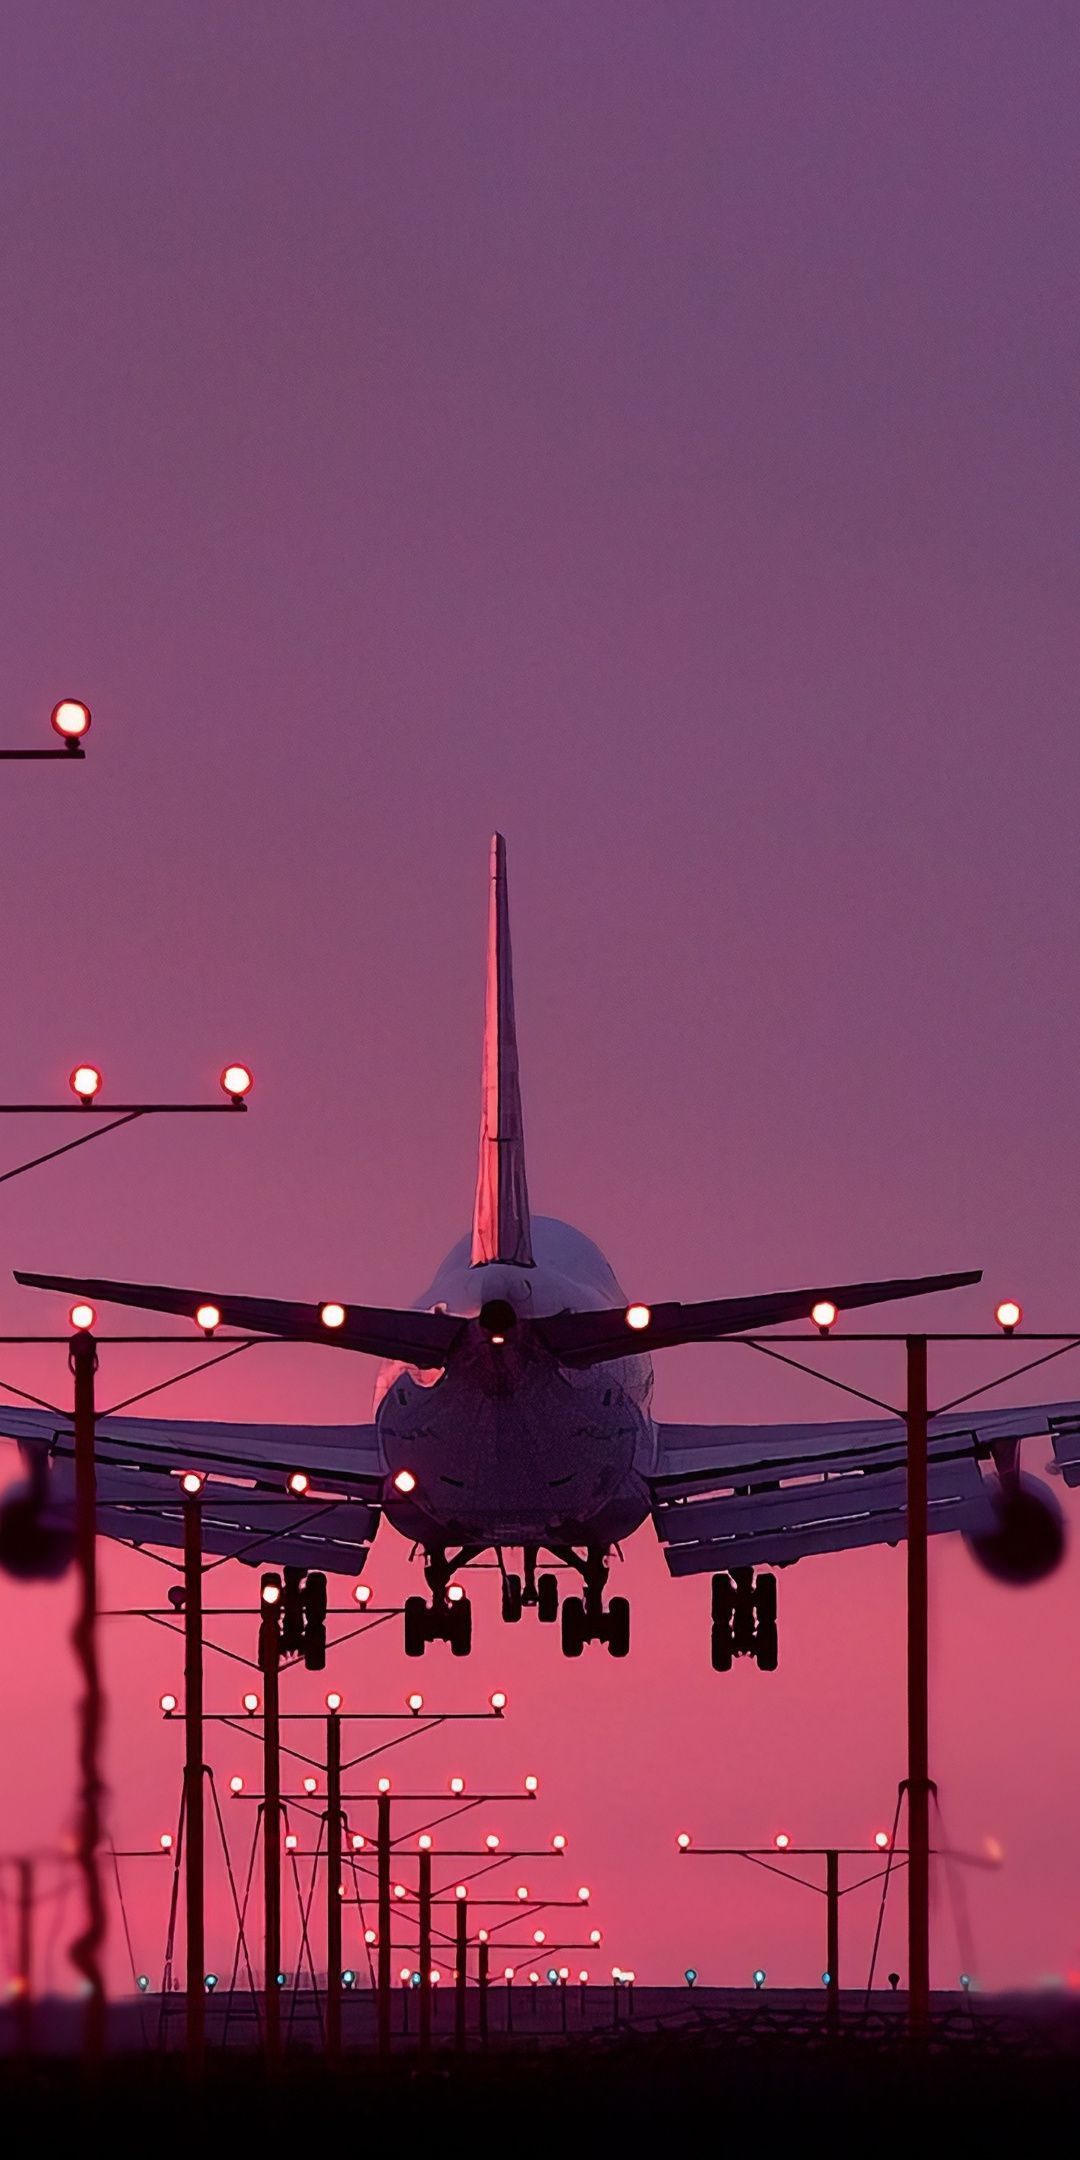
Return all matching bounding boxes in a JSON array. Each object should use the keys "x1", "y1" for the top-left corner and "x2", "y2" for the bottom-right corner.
[
  {"x1": 403, "y1": 1547, "x2": 478, "y2": 1656},
  {"x1": 556, "y1": 1549, "x2": 629, "y2": 1658},
  {"x1": 711, "y1": 1567, "x2": 778, "y2": 1671},
  {"x1": 537, "y1": 1572, "x2": 559, "y2": 1625},
  {"x1": 500, "y1": 1549, "x2": 560, "y2": 1625},
  {"x1": 502, "y1": 1573, "x2": 524, "y2": 1623}
]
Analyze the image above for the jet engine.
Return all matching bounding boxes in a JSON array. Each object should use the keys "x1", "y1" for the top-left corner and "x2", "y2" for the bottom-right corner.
[
  {"x1": 0, "y1": 1456, "x2": 74, "y2": 1581},
  {"x1": 964, "y1": 1470, "x2": 1065, "y2": 1586}
]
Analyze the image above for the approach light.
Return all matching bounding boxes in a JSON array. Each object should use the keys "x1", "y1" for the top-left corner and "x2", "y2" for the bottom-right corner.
[
  {"x1": 392, "y1": 1469, "x2": 417, "y2": 1495},
  {"x1": 195, "y1": 1304, "x2": 221, "y2": 1336},
  {"x1": 874, "y1": 1831, "x2": 890, "y2": 1850},
  {"x1": 159, "y1": 1834, "x2": 173, "y2": 1851},
  {"x1": 625, "y1": 1303, "x2": 651, "y2": 1331},
  {"x1": 811, "y1": 1300, "x2": 838, "y2": 1335},
  {"x1": 455, "y1": 1885, "x2": 467, "y2": 1901},
  {"x1": 229, "y1": 1776, "x2": 244, "y2": 1794},
  {"x1": 579, "y1": 1970, "x2": 589, "y2": 1984},
  {"x1": 287, "y1": 1470, "x2": 310, "y2": 1495},
  {"x1": 326, "y1": 1691, "x2": 342, "y2": 1712},
  {"x1": 529, "y1": 1973, "x2": 539, "y2": 1987},
  {"x1": 547, "y1": 1968, "x2": 558, "y2": 1984},
  {"x1": 533, "y1": 1930, "x2": 546, "y2": 1944},
  {"x1": 353, "y1": 1583, "x2": 372, "y2": 1605},
  {"x1": 69, "y1": 1303, "x2": 96, "y2": 1332},
  {"x1": 448, "y1": 1584, "x2": 464, "y2": 1603},
  {"x1": 364, "y1": 1929, "x2": 377, "y2": 1945},
  {"x1": 524, "y1": 1774, "x2": 539, "y2": 1794},
  {"x1": 407, "y1": 1692, "x2": 424, "y2": 1713},
  {"x1": 450, "y1": 1776, "x2": 466, "y2": 1794},
  {"x1": 319, "y1": 1302, "x2": 347, "y2": 1329},
  {"x1": 995, "y1": 1300, "x2": 1022, "y2": 1336},
  {"x1": 753, "y1": 1969, "x2": 766, "y2": 1989},
  {"x1": 243, "y1": 1692, "x2": 260, "y2": 1714},
  {"x1": 52, "y1": 699, "x2": 91, "y2": 742},
  {"x1": 552, "y1": 1833, "x2": 566, "y2": 1851},
  {"x1": 378, "y1": 1776, "x2": 391, "y2": 1793},
  {"x1": 303, "y1": 1776, "x2": 318, "y2": 1795},
  {"x1": 590, "y1": 1929, "x2": 602, "y2": 1945},
  {"x1": 136, "y1": 1975, "x2": 150, "y2": 1993},
  {"x1": 431, "y1": 1970, "x2": 441, "y2": 1986},
  {"x1": 393, "y1": 1886, "x2": 405, "y2": 1900},
  {"x1": 677, "y1": 1832, "x2": 691, "y2": 1850},
  {"x1": 399, "y1": 1967, "x2": 412, "y2": 1983},
  {"x1": 685, "y1": 1968, "x2": 698, "y2": 1988},
  {"x1": 960, "y1": 1973, "x2": 972, "y2": 1992},
  {"x1": 159, "y1": 1693, "x2": 177, "y2": 1714},
  {"x1": 342, "y1": 1969, "x2": 356, "y2": 1988},
  {"x1": 204, "y1": 1973, "x2": 218, "y2": 1993},
  {"x1": 417, "y1": 1834, "x2": 432, "y2": 1851},
  {"x1": 774, "y1": 1832, "x2": 790, "y2": 1851},
  {"x1": 478, "y1": 1930, "x2": 488, "y2": 1945},
  {"x1": 261, "y1": 1577, "x2": 281, "y2": 1606},
  {"x1": 285, "y1": 1834, "x2": 298, "y2": 1851},
  {"x1": 485, "y1": 1834, "x2": 500, "y2": 1850},
  {"x1": 578, "y1": 1886, "x2": 591, "y2": 1902},
  {"x1": 69, "y1": 1065, "x2": 102, "y2": 1102},
  {"x1": 490, "y1": 1690, "x2": 507, "y2": 1712},
  {"x1": 503, "y1": 1967, "x2": 514, "y2": 1982},
  {"x1": 516, "y1": 1887, "x2": 529, "y2": 1901},
  {"x1": 220, "y1": 1064, "x2": 253, "y2": 1101},
  {"x1": 181, "y1": 1471, "x2": 204, "y2": 1495},
  {"x1": 351, "y1": 1835, "x2": 365, "y2": 1851},
  {"x1": 821, "y1": 1971, "x2": 831, "y2": 1988}
]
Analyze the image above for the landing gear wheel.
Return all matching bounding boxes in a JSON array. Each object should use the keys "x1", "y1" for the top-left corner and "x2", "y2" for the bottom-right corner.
[
  {"x1": 502, "y1": 1573, "x2": 523, "y2": 1623},
  {"x1": 755, "y1": 1621, "x2": 778, "y2": 1672},
  {"x1": 537, "y1": 1573, "x2": 559, "y2": 1624},
  {"x1": 404, "y1": 1595, "x2": 428, "y2": 1658},
  {"x1": 606, "y1": 1595, "x2": 630, "y2": 1658},
  {"x1": 561, "y1": 1595, "x2": 586, "y2": 1658},
  {"x1": 732, "y1": 1571, "x2": 757, "y2": 1657},
  {"x1": 449, "y1": 1595, "x2": 472, "y2": 1657},
  {"x1": 711, "y1": 1621, "x2": 734, "y2": 1672},
  {"x1": 754, "y1": 1573, "x2": 777, "y2": 1626}
]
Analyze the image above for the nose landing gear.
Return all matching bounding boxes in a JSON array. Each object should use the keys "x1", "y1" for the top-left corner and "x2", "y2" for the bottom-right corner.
[
  {"x1": 711, "y1": 1567, "x2": 778, "y2": 1671},
  {"x1": 501, "y1": 1547, "x2": 562, "y2": 1626}
]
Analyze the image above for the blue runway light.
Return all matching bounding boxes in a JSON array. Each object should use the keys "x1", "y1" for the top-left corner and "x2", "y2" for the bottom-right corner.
[{"x1": 684, "y1": 1968, "x2": 698, "y2": 1987}]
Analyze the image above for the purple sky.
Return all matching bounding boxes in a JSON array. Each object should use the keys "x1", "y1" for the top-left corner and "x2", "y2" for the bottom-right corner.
[{"x1": 1, "y1": 0, "x2": 1079, "y2": 1992}]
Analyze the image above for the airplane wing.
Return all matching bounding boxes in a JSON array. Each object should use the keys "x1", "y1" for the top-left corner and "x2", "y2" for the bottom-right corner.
[
  {"x1": 539, "y1": 1269, "x2": 981, "y2": 1366},
  {"x1": 0, "y1": 1404, "x2": 384, "y2": 1573},
  {"x1": 13, "y1": 1271, "x2": 464, "y2": 1366},
  {"x1": 649, "y1": 1401, "x2": 1080, "y2": 1575}
]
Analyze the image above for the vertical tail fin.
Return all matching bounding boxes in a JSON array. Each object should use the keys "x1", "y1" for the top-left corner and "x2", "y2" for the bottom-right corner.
[{"x1": 471, "y1": 833, "x2": 534, "y2": 1267}]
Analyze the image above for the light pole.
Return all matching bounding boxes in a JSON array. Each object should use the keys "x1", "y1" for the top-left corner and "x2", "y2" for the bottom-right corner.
[
  {"x1": 0, "y1": 698, "x2": 92, "y2": 759},
  {"x1": 906, "y1": 1333, "x2": 931, "y2": 2038}
]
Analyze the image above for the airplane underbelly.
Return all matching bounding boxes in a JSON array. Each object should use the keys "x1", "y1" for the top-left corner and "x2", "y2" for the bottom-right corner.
[{"x1": 378, "y1": 1366, "x2": 651, "y2": 1544}]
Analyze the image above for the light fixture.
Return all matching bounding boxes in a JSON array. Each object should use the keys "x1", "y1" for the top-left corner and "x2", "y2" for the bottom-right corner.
[
  {"x1": 677, "y1": 1832, "x2": 691, "y2": 1850},
  {"x1": 181, "y1": 1471, "x2": 204, "y2": 1495},
  {"x1": 69, "y1": 1302, "x2": 96, "y2": 1332},
  {"x1": 303, "y1": 1776, "x2": 318, "y2": 1795},
  {"x1": 319, "y1": 1302, "x2": 347, "y2": 1329},
  {"x1": 753, "y1": 1968, "x2": 766, "y2": 1989},
  {"x1": 326, "y1": 1691, "x2": 342, "y2": 1712},
  {"x1": 261, "y1": 1578, "x2": 281, "y2": 1606},
  {"x1": 229, "y1": 1776, "x2": 244, "y2": 1794},
  {"x1": 220, "y1": 1064, "x2": 253, "y2": 1101},
  {"x1": 51, "y1": 699, "x2": 91, "y2": 742},
  {"x1": 353, "y1": 1583, "x2": 371, "y2": 1605},
  {"x1": 874, "y1": 1831, "x2": 890, "y2": 1850},
  {"x1": 524, "y1": 1774, "x2": 538, "y2": 1794},
  {"x1": 485, "y1": 1834, "x2": 500, "y2": 1850},
  {"x1": 448, "y1": 1584, "x2": 464, "y2": 1603},
  {"x1": 287, "y1": 1470, "x2": 310, "y2": 1495},
  {"x1": 449, "y1": 1775, "x2": 465, "y2": 1794},
  {"x1": 503, "y1": 1967, "x2": 514, "y2": 1982},
  {"x1": 533, "y1": 1930, "x2": 545, "y2": 1944},
  {"x1": 774, "y1": 1832, "x2": 790, "y2": 1851},
  {"x1": 417, "y1": 1833, "x2": 432, "y2": 1851},
  {"x1": 995, "y1": 1299, "x2": 1022, "y2": 1335},
  {"x1": 392, "y1": 1469, "x2": 417, "y2": 1495},
  {"x1": 243, "y1": 1692, "x2": 260, "y2": 1714},
  {"x1": 285, "y1": 1833, "x2": 298, "y2": 1851},
  {"x1": 159, "y1": 1693, "x2": 177, "y2": 1714},
  {"x1": 516, "y1": 1886, "x2": 529, "y2": 1901},
  {"x1": 625, "y1": 1303, "x2": 651, "y2": 1331},
  {"x1": 159, "y1": 1833, "x2": 173, "y2": 1851},
  {"x1": 69, "y1": 1064, "x2": 102, "y2": 1102},
  {"x1": 377, "y1": 1776, "x2": 391, "y2": 1793},
  {"x1": 811, "y1": 1300, "x2": 838, "y2": 1335},
  {"x1": 455, "y1": 1885, "x2": 467, "y2": 1901},
  {"x1": 195, "y1": 1304, "x2": 221, "y2": 1336},
  {"x1": 551, "y1": 1833, "x2": 566, "y2": 1850},
  {"x1": 407, "y1": 1691, "x2": 424, "y2": 1713},
  {"x1": 490, "y1": 1690, "x2": 507, "y2": 1712},
  {"x1": 578, "y1": 1886, "x2": 590, "y2": 1901},
  {"x1": 363, "y1": 1929, "x2": 376, "y2": 1946}
]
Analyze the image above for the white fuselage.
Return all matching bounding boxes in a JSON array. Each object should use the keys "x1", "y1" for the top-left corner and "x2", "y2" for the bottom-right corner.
[{"x1": 375, "y1": 1218, "x2": 658, "y2": 1548}]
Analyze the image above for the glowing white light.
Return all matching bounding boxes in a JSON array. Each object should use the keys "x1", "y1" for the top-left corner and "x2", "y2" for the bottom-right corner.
[
  {"x1": 243, "y1": 1693, "x2": 260, "y2": 1714},
  {"x1": 418, "y1": 1834, "x2": 432, "y2": 1851},
  {"x1": 220, "y1": 1064, "x2": 253, "y2": 1100},
  {"x1": 448, "y1": 1584, "x2": 464, "y2": 1603},
  {"x1": 455, "y1": 1885, "x2": 467, "y2": 1900},
  {"x1": 364, "y1": 1929, "x2": 377, "y2": 1945},
  {"x1": 392, "y1": 1469, "x2": 417, "y2": 1494},
  {"x1": 159, "y1": 1834, "x2": 173, "y2": 1851},
  {"x1": 774, "y1": 1832, "x2": 790, "y2": 1851},
  {"x1": 285, "y1": 1834, "x2": 298, "y2": 1851},
  {"x1": 195, "y1": 1304, "x2": 221, "y2": 1334},
  {"x1": 533, "y1": 1929, "x2": 545, "y2": 1944},
  {"x1": 578, "y1": 1886, "x2": 591, "y2": 1901},
  {"x1": 52, "y1": 699, "x2": 91, "y2": 740},
  {"x1": 287, "y1": 1470, "x2": 310, "y2": 1495},
  {"x1": 811, "y1": 1301, "x2": 838, "y2": 1334},
  {"x1": 229, "y1": 1776, "x2": 244, "y2": 1794},
  {"x1": 874, "y1": 1831, "x2": 890, "y2": 1850},
  {"x1": 70, "y1": 1302, "x2": 96, "y2": 1332},
  {"x1": 303, "y1": 1776, "x2": 318, "y2": 1795},
  {"x1": 516, "y1": 1887, "x2": 529, "y2": 1901},
  {"x1": 319, "y1": 1302, "x2": 347, "y2": 1329},
  {"x1": 351, "y1": 1834, "x2": 365, "y2": 1851},
  {"x1": 181, "y1": 1471, "x2": 204, "y2": 1495},
  {"x1": 503, "y1": 1967, "x2": 514, "y2": 1981},
  {"x1": 490, "y1": 1690, "x2": 507, "y2": 1712},
  {"x1": 377, "y1": 1776, "x2": 391, "y2": 1793},
  {"x1": 69, "y1": 1064, "x2": 101, "y2": 1100},
  {"x1": 677, "y1": 1832, "x2": 691, "y2": 1850},
  {"x1": 485, "y1": 1834, "x2": 500, "y2": 1850},
  {"x1": 996, "y1": 1300, "x2": 1022, "y2": 1334},
  {"x1": 407, "y1": 1692, "x2": 424, "y2": 1713},
  {"x1": 625, "y1": 1303, "x2": 651, "y2": 1331},
  {"x1": 159, "y1": 1693, "x2": 177, "y2": 1714},
  {"x1": 353, "y1": 1583, "x2": 371, "y2": 1605},
  {"x1": 551, "y1": 1833, "x2": 566, "y2": 1851},
  {"x1": 450, "y1": 1776, "x2": 465, "y2": 1794}
]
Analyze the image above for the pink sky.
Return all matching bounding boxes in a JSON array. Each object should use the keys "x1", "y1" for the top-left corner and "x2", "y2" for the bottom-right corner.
[{"x1": 1, "y1": 0, "x2": 1079, "y2": 1992}]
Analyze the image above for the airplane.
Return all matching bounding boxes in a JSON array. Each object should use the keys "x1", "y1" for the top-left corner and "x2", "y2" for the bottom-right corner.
[{"x1": 1, "y1": 834, "x2": 1079, "y2": 1668}]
